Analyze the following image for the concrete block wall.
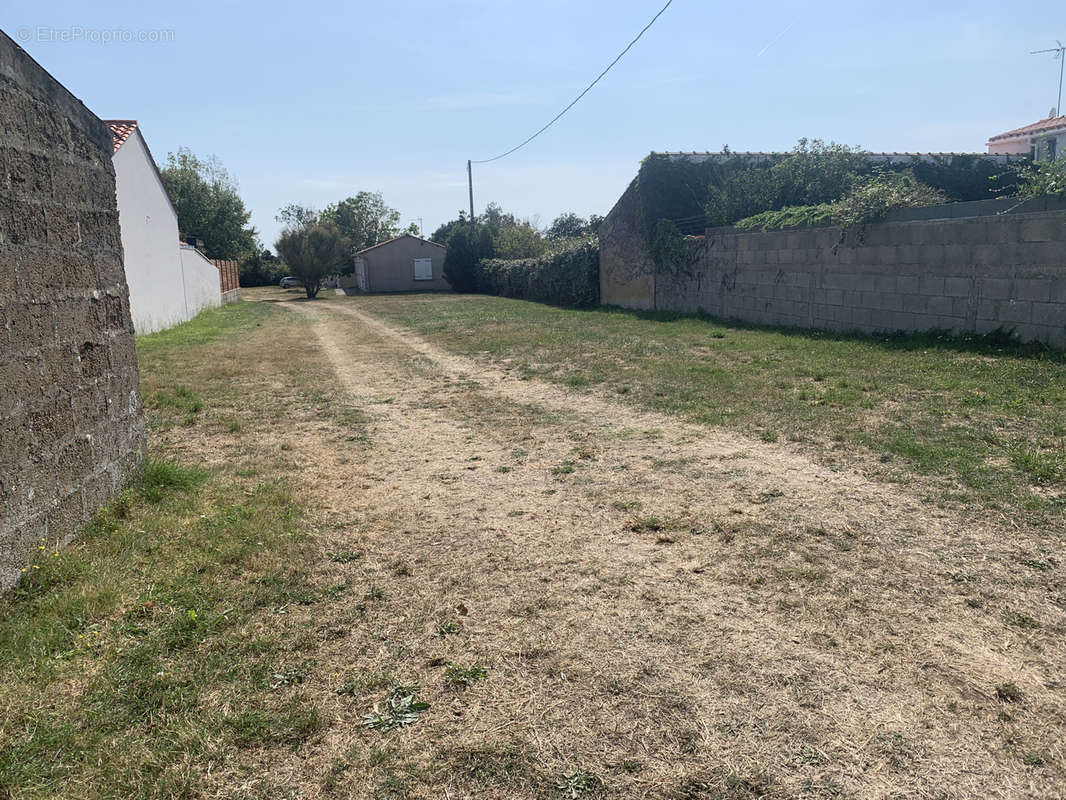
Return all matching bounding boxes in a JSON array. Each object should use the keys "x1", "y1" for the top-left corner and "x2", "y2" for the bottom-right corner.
[
  {"x1": 601, "y1": 184, "x2": 1066, "y2": 348},
  {"x1": 0, "y1": 32, "x2": 145, "y2": 591}
]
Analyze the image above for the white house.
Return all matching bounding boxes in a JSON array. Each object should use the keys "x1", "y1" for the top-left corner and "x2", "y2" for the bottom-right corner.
[
  {"x1": 106, "y1": 120, "x2": 221, "y2": 334},
  {"x1": 987, "y1": 114, "x2": 1066, "y2": 160}
]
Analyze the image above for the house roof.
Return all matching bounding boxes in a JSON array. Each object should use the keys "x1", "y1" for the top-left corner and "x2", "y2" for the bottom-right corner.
[
  {"x1": 352, "y1": 233, "x2": 445, "y2": 256},
  {"x1": 104, "y1": 120, "x2": 138, "y2": 152},
  {"x1": 988, "y1": 115, "x2": 1066, "y2": 142},
  {"x1": 102, "y1": 119, "x2": 182, "y2": 226}
]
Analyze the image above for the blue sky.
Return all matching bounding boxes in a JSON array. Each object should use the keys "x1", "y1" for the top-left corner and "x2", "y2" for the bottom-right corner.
[{"x1": 8, "y1": 1, "x2": 1064, "y2": 249}]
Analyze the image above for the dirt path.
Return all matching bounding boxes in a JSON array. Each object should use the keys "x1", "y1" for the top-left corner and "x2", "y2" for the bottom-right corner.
[{"x1": 273, "y1": 299, "x2": 1064, "y2": 799}]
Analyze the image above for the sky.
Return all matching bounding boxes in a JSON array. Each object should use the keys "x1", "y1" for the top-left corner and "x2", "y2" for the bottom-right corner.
[{"x1": 7, "y1": 1, "x2": 1065, "y2": 249}]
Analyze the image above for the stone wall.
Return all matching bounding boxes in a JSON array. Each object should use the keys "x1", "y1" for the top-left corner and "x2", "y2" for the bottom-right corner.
[
  {"x1": 0, "y1": 32, "x2": 145, "y2": 591},
  {"x1": 600, "y1": 184, "x2": 1066, "y2": 348}
]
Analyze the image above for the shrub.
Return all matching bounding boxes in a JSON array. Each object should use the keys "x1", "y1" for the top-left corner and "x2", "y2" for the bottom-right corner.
[
  {"x1": 735, "y1": 170, "x2": 947, "y2": 232},
  {"x1": 273, "y1": 221, "x2": 350, "y2": 299},
  {"x1": 1014, "y1": 157, "x2": 1066, "y2": 199},
  {"x1": 443, "y1": 225, "x2": 493, "y2": 293},
  {"x1": 477, "y1": 238, "x2": 599, "y2": 307}
]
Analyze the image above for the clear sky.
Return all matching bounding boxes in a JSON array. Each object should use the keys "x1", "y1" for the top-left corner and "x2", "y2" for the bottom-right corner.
[{"x1": 7, "y1": 1, "x2": 1064, "y2": 249}]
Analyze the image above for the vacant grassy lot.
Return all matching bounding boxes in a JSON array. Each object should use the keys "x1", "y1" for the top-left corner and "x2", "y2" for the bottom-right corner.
[
  {"x1": 349, "y1": 292, "x2": 1066, "y2": 527},
  {"x1": 3, "y1": 293, "x2": 1063, "y2": 799}
]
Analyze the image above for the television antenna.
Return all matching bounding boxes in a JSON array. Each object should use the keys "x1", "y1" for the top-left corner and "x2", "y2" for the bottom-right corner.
[{"x1": 1031, "y1": 40, "x2": 1065, "y2": 116}]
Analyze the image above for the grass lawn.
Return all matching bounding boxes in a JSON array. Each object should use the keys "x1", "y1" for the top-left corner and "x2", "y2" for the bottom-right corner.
[
  {"x1": 3, "y1": 293, "x2": 1063, "y2": 799},
  {"x1": 347, "y1": 292, "x2": 1066, "y2": 527},
  {"x1": 0, "y1": 302, "x2": 364, "y2": 798}
]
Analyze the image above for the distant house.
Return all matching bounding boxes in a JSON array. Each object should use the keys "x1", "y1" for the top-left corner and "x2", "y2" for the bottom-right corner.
[
  {"x1": 106, "y1": 120, "x2": 223, "y2": 333},
  {"x1": 339, "y1": 234, "x2": 449, "y2": 293},
  {"x1": 987, "y1": 114, "x2": 1066, "y2": 160}
]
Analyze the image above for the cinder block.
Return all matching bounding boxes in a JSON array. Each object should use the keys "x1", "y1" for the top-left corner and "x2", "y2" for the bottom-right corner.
[
  {"x1": 1014, "y1": 279, "x2": 1053, "y2": 303},
  {"x1": 978, "y1": 277, "x2": 1012, "y2": 300},
  {"x1": 1020, "y1": 218, "x2": 1057, "y2": 242},
  {"x1": 881, "y1": 293, "x2": 905, "y2": 312},
  {"x1": 943, "y1": 277, "x2": 971, "y2": 298},
  {"x1": 973, "y1": 244, "x2": 1004, "y2": 267},
  {"x1": 997, "y1": 300, "x2": 1033, "y2": 325},
  {"x1": 1030, "y1": 302, "x2": 1064, "y2": 328},
  {"x1": 919, "y1": 275, "x2": 945, "y2": 296},
  {"x1": 1051, "y1": 278, "x2": 1066, "y2": 304},
  {"x1": 872, "y1": 274, "x2": 895, "y2": 293},
  {"x1": 918, "y1": 244, "x2": 945, "y2": 268},
  {"x1": 936, "y1": 316, "x2": 963, "y2": 333},
  {"x1": 897, "y1": 294, "x2": 925, "y2": 313},
  {"x1": 896, "y1": 275, "x2": 919, "y2": 295},
  {"x1": 897, "y1": 245, "x2": 919, "y2": 264},
  {"x1": 924, "y1": 295, "x2": 954, "y2": 317}
]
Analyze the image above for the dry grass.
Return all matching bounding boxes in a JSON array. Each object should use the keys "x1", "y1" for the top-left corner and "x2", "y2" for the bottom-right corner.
[{"x1": 3, "y1": 290, "x2": 1064, "y2": 799}]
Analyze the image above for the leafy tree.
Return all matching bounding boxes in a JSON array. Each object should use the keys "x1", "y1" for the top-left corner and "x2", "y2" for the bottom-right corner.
[
  {"x1": 1013, "y1": 157, "x2": 1066, "y2": 199},
  {"x1": 160, "y1": 147, "x2": 257, "y2": 260},
  {"x1": 276, "y1": 203, "x2": 319, "y2": 227},
  {"x1": 239, "y1": 246, "x2": 286, "y2": 287},
  {"x1": 273, "y1": 221, "x2": 351, "y2": 299},
  {"x1": 319, "y1": 191, "x2": 417, "y2": 252},
  {"x1": 704, "y1": 139, "x2": 867, "y2": 226},
  {"x1": 436, "y1": 202, "x2": 548, "y2": 290},
  {"x1": 546, "y1": 212, "x2": 604, "y2": 240},
  {"x1": 430, "y1": 211, "x2": 469, "y2": 244},
  {"x1": 494, "y1": 221, "x2": 548, "y2": 259},
  {"x1": 442, "y1": 225, "x2": 493, "y2": 292}
]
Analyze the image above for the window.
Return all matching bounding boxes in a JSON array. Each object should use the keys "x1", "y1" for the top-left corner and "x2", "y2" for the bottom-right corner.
[{"x1": 413, "y1": 258, "x2": 433, "y2": 280}]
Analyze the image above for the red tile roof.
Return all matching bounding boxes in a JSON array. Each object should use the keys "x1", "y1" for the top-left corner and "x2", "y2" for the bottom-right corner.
[
  {"x1": 988, "y1": 115, "x2": 1066, "y2": 142},
  {"x1": 103, "y1": 120, "x2": 138, "y2": 152}
]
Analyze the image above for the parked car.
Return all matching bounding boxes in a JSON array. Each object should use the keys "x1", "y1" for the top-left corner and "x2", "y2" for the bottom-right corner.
[{"x1": 279, "y1": 276, "x2": 303, "y2": 288}]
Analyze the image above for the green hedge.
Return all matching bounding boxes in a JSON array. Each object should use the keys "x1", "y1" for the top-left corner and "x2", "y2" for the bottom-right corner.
[{"x1": 477, "y1": 238, "x2": 599, "y2": 307}]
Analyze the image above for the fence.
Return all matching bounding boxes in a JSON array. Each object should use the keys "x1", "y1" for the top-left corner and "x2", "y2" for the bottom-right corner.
[{"x1": 212, "y1": 258, "x2": 241, "y2": 303}]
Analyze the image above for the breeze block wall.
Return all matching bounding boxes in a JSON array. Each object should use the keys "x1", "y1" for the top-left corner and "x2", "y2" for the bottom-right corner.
[
  {"x1": 601, "y1": 184, "x2": 1066, "y2": 349},
  {"x1": 0, "y1": 32, "x2": 145, "y2": 592}
]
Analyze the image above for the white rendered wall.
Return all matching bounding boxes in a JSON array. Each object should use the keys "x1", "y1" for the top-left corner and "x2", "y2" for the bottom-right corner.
[
  {"x1": 179, "y1": 245, "x2": 222, "y2": 317},
  {"x1": 112, "y1": 131, "x2": 190, "y2": 334}
]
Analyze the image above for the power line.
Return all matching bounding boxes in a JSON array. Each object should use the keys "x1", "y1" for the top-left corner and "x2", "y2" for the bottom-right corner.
[{"x1": 471, "y1": 0, "x2": 675, "y2": 164}]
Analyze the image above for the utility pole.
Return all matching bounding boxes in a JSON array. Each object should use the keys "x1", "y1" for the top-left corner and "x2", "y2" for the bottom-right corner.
[
  {"x1": 467, "y1": 159, "x2": 475, "y2": 227},
  {"x1": 1031, "y1": 41, "x2": 1065, "y2": 116}
]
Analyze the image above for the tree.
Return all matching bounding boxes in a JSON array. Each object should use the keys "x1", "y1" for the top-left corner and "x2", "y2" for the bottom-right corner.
[
  {"x1": 276, "y1": 203, "x2": 319, "y2": 227},
  {"x1": 239, "y1": 246, "x2": 286, "y2": 287},
  {"x1": 546, "y1": 212, "x2": 586, "y2": 240},
  {"x1": 494, "y1": 221, "x2": 548, "y2": 259},
  {"x1": 160, "y1": 148, "x2": 258, "y2": 260},
  {"x1": 430, "y1": 211, "x2": 469, "y2": 244},
  {"x1": 319, "y1": 191, "x2": 417, "y2": 252},
  {"x1": 546, "y1": 212, "x2": 603, "y2": 241},
  {"x1": 703, "y1": 139, "x2": 869, "y2": 227},
  {"x1": 274, "y1": 221, "x2": 351, "y2": 299},
  {"x1": 442, "y1": 225, "x2": 493, "y2": 293},
  {"x1": 1013, "y1": 156, "x2": 1066, "y2": 200}
]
